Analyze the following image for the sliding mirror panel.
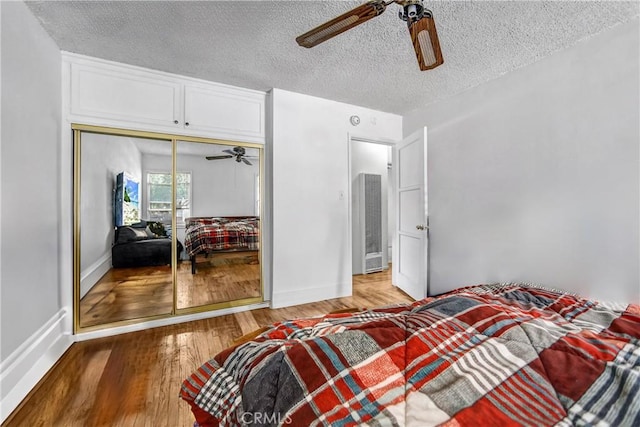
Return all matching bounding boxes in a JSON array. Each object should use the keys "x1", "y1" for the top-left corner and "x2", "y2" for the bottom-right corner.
[
  {"x1": 77, "y1": 130, "x2": 174, "y2": 329},
  {"x1": 175, "y1": 140, "x2": 263, "y2": 310}
]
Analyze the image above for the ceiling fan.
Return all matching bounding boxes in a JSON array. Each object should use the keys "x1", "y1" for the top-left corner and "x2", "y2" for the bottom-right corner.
[
  {"x1": 296, "y1": 0, "x2": 443, "y2": 71},
  {"x1": 205, "y1": 146, "x2": 256, "y2": 165}
]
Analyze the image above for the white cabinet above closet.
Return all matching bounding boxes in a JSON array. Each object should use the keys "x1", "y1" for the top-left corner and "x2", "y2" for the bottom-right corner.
[
  {"x1": 64, "y1": 53, "x2": 266, "y2": 144},
  {"x1": 69, "y1": 62, "x2": 182, "y2": 129},
  {"x1": 183, "y1": 83, "x2": 264, "y2": 141}
]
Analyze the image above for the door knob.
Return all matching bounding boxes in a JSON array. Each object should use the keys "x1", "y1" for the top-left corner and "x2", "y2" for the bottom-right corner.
[{"x1": 416, "y1": 224, "x2": 427, "y2": 230}]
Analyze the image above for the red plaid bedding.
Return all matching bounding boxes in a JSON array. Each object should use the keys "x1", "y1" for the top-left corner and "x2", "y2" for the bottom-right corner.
[
  {"x1": 180, "y1": 284, "x2": 640, "y2": 426},
  {"x1": 184, "y1": 217, "x2": 259, "y2": 256}
]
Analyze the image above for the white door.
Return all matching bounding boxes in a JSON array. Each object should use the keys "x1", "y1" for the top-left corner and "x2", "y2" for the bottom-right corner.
[{"x1": 392, "y1": 127, "x2": 428, "y2": 300}]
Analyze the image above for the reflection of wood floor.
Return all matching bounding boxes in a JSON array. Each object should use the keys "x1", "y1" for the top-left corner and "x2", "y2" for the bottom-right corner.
[
  {"x1": 80, "y1": 266, "x2": 173, "y2": 327},
  {"x1": 178, "y1": 251, "x2": 260, "y2": 309},
  {"x1": 6, "y1": 269, "x2": 409, "y2": 426},
  {"x1": 80, "y1": 251, "x2": 260, "y2": 328}
]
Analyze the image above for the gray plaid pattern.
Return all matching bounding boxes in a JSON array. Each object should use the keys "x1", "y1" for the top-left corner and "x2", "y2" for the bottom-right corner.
[{"x1": 194, "y1": 368, "x2": 241, "y2": 419}]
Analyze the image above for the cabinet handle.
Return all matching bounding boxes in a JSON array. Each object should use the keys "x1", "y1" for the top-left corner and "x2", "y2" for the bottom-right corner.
[
  {"x1": 174, "y1": 120, "x2": 179, "y2": 125},
  {"x1": 185, "y1": 122, "x2": 190, "y2": 127}
]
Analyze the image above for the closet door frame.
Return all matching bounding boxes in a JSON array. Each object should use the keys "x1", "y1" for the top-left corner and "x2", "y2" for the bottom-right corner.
[{"x1": 72, "y1": 124, "x2": 264, "y2": 334}]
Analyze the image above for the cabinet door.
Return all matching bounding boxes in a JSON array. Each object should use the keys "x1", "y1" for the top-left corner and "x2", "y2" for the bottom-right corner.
[
  {"x1": 70, "y1": 63, "x2": 182, "y2": 128},
  {"x1": 184, "y1": 84, "x2": 265, "y2": 143}
]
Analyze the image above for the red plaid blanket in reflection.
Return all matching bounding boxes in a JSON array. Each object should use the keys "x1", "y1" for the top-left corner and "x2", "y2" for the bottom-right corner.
[
  {"x1": 181, "y1": 284, "x2": 640, "y2": 426},
  {"x1": 184, "y1": 217, "x2": 259, "y2": 257}
]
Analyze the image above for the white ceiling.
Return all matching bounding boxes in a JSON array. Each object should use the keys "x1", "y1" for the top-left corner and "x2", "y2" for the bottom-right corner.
[{"x1": 26, "y1": 1, "x2": 639, "y2": 115}]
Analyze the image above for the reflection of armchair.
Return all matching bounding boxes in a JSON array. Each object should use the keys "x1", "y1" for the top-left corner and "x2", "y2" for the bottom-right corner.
[{"x1": 111, "y1": 222, "x2": 182, "y2": 268}]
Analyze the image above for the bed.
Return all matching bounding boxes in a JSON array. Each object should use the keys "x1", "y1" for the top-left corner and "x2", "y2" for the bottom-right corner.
[
  {"x1": 180, "y1": 283, "x2": 640, "y2": 426},
  {"x1": 184, "y1": 216, "x2": 259, "y2": 274}
]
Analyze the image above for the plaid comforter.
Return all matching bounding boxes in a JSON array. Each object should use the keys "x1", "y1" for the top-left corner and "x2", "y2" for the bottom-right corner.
[
  {"x1": 184, "y1": 217, "x2": 259, "y2": 256},
  {"x1": 180, "y1": 284, "x2": 640, "y2": 426}
]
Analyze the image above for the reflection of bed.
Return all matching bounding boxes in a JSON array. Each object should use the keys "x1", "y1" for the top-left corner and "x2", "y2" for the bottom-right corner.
[
  {"x1": 184, "y1": 217, "x2": 259, "y2": 274},
  {"x1": 180, "y1": 283, "x2": 640, "y2": 426}
]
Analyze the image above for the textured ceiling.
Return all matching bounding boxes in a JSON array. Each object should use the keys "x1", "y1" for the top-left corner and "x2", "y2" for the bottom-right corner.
[{"x1": 26, "y1": 1, "x2": 639, "y2": 115}]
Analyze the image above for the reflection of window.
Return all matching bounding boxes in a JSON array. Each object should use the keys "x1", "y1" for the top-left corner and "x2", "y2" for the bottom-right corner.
[{"x1": 147, "y1": 172, "x2": 191, "y2": 224}]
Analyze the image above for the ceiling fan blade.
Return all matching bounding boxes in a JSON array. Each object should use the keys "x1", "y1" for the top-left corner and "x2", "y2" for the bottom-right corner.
[
  {"x1": 222, "y1": 149, "x2": 236, "y2": 155},
  {"x1": 205, "y1": 155, "x2": 233, "y2": 160},
  {"x1": 408, "y1": 12, "x2": 444, "y2": 71},
  {"x1": 296, "y1": 0, "x2": 387, "y2": 48},
  {"x1": 241, "y1": 158, "x2": 253, "y2": 166}
]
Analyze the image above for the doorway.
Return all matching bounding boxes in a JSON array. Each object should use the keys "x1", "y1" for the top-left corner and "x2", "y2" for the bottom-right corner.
[{"x1": 349, "y1": 138, "x2": 394, "y2": 277}]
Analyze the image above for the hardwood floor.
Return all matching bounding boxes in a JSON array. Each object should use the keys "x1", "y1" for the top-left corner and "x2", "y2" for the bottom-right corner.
[
  {"x1": 80, "y1": 265, "x2": 173, "y2": 327},
  {"x1": 80, "y1": 252, "x2": 261, "y2": 327},
  {"x1": 177, "y1": 251, "x2": 260, "y2": 309},
  {"x1": 4, "y1": 269, "x2": 411, "y2": 427}
]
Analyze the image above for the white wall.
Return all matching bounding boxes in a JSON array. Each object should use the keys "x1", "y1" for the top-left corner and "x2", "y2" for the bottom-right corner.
[
  {"x1": 270, "y1": 89, "x2": 402, "y2": 307},
  {"x1": 351, "y1": 141, "x2": 390, "y2": 275},
  {"x1": 0, "y1": 1, "x2": 71, "y2": 421},
  {"x1": 387, "y1": 146, "x2": 395, "y2": 260},
  {"x1": 143, "y1": 152, "x2": 258, "y2": 218},
  {"x1": 177, "y1": 153, "x2": 259, "y2": 217},
  {"x1": 1, "y1": 0, "x2": 62, "y2": 361},
  {"x1": 404, "y1": 18, "x2": 640, "y2": 303},
  {"x1": 80, "y1": 134, "x2": 142, "y2": 273}
]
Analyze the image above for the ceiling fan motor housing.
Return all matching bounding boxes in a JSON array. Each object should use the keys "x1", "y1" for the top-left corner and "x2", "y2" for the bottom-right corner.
[{"x1": 398, "y1": 0, "x2": 425, "y2": 22}]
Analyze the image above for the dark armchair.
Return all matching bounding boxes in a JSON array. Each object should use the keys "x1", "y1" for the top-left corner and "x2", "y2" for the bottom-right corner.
[{"x1": 111, "y1": 221, "x2": 182, "y2": 268}]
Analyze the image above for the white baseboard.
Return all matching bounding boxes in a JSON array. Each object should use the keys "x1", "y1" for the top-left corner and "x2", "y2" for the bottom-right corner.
[
  {"x1": 0, "y1": 309, "x2": 73, "y2": 422},
  {"x1": 80, "y1": 252, "x2": 111, "y2": 298},
  {"x1": 271, "y1": 283, "x2": 352, "y2": 309}
]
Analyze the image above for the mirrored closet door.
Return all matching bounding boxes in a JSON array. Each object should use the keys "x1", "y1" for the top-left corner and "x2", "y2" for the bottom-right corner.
[
  {"x1": 175, "y1": 140, "x2": 262, "y2": 310},
  {"x1": 74, "y1": 125, "x2": 263, "y2": 332}
]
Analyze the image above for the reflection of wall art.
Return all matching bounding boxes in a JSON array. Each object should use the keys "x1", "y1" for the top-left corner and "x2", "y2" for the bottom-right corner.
[{"x1": 114, "y1": 172, "x2": 140, "y2": 226}]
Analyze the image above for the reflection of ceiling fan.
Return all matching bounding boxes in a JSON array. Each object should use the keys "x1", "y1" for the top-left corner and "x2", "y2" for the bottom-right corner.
[
  {"x1": 296, "y1": 0, "x2": 443, "y2": 71},
  {"x1": 205, "y1": 146, "x2": 256, "y2": 165}
]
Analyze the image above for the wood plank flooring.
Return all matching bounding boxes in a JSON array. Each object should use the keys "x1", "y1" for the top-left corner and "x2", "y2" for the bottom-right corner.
[
  {"x1": 80, "y1": 265, "x2": 173, "y2": 327},
  {"x1": 4, "y1": 269, "x2": 411, "y2": 427},
  {"x1": 177, "y1": 251, "x2": 260, "y2": 309},
  {"x1": 80, "y1": 252, "x2": 261, "y2": 327}
]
